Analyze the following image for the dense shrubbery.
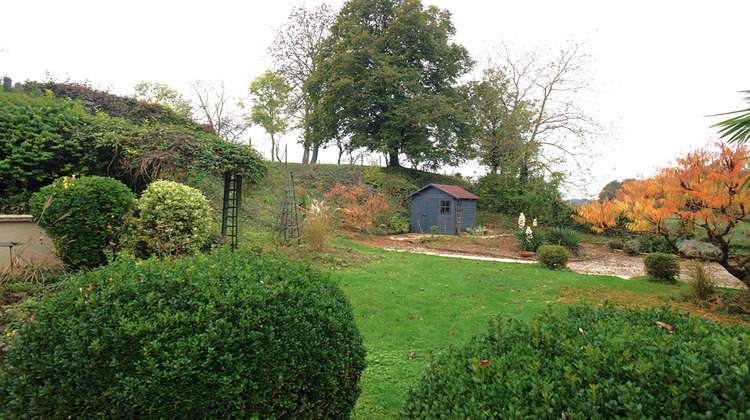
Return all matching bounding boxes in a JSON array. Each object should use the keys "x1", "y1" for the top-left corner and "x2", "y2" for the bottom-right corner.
[
  {"x1": 644, "y1": 252, "x2": 681, "y2": 283},
  {"x1": 536, "y1": 245, "x2": 570, "y2": 269},
  {"x1": 623, "y1": 239, "x2": 641, "y2": 256},
  {"x1": 0, "y1": 83, "x2": 266, "y2": 213},
  {"x1": 0, "y1": 91, "x2": 109, "y2": 199},
  {"x1": 403, "y1": 304, "x2": 750, "y2": 419},
  {"x1": 476, "y1": 174, "x2": 571, "y2": 225},
  {"x1": 29, "y1": 176, "x2": 135, "y2": 269},
  {"x1": 124, "y1": 180, "x2": 212, "y2": 259},
  {"x1": 0, "y1": 250, "x2": 366, "y2": 418}
]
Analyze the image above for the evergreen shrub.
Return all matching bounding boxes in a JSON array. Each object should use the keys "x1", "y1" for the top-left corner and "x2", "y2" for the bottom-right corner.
[
  {"x1": 402, "y1": 304, "x2": 750, "y2": 419},
  {"x1": 125, "y1": 180, "x2": 212, "y2": 259},
  {"x1": 29, "y1": 176, "x2": 135, "y2": 269},
  {"x1": 536, "y1": 245, "x2": 570, "y2": 269},
  {"x1": 0, "y1": 250, "x2": 366, "y2": 418},
  {"x1": 545, "y1": 226, "x2": 580, "y2": 251},
  {"x1": 644, "y1": 252, "x2": 681, "y2": 283}
]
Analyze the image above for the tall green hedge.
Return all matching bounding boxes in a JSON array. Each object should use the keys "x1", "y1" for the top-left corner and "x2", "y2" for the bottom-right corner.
[
  {"x1": 403, "y1": 304, "x2": 750, "y2": 419},
  {"x1": 0, "y1": 250, "x2": 366, "y2": 418}
]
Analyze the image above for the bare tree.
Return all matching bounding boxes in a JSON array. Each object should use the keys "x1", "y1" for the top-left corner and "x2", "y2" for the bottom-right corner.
[
  {"x1": 269, "y1": 3, "x2": 334, "y2": 163},
  {"x1": 474, "y1": 41, "x2": 604, "y2": 187},
  {"x1": 190, "y1": 80, "x2": 247, "y2": 143}
]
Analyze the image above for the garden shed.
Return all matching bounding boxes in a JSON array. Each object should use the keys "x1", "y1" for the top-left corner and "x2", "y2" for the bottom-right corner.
[{"x1": 407, "y1": 184, "x2": 480, "y2": 235}]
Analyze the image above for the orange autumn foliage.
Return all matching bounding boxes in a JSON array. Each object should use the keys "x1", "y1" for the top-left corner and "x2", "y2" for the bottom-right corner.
[
  {"x1": 574, "y1": 142, "x2": 750, "y2": 286},
  {"x1": 324, "y1": 183, "x2": 390, "y2": 231}
]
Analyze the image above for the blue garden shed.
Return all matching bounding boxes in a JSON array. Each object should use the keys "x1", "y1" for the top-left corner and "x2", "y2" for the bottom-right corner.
[{"x1": 407, "y1": 184, "x2": 480, "y2": 235}]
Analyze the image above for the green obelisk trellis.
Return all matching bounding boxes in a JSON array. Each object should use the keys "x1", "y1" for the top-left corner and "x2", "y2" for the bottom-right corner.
[
  {"x1": 275, "y1": 172, "x2": 301, "y2": 245},
  {"x1": 221, "y1": 171, "x2": 242, "y2": 250}
]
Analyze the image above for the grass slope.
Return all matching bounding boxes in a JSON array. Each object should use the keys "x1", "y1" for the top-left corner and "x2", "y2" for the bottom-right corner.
[{"x1": 333, "y1": 243, "x2": 689, "y2": 419}]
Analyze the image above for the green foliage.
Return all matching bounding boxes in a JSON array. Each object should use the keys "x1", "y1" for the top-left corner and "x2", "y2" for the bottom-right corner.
[
  {"x1": 29, "y1": 176, "x2": 135, "y2": 269},
  {"x1": 606, "y1": 239, "x2": 624, "y2": 250},
  {"x1": 514, "y1": 229, "x2": 544, "y2": 252},
  {"x1": 476, "y1": 173, "x2": 570, "y2": 224},
  {"x1": 0, "y1": 250, "x2": 366, "y2": 418},
  {"x1": 125, "y1": 180, "x2": 212, "y2": 259},
  {"x1": 536, "y1": 245, "x2": 570, "y2": 269},
  {"x1": 0, "y1": 91, "x2": 109, "y2": 198},
  {"x1": 689, "y1": 261, "x2": 715, "y2": 302},
  {"x1": 545, "y1": 226, "x2": 581, "y2": 251},
  {"x1": 402, "y1": 304, "x2": 750, "y2": 419},
  {"x1": 133, "y1": 81, "x2": 193, "y2": 118},
  {"x1": 245, "y1": 71, "x2": 291, "y2": 161},
  {"x1": 644, "y1": 252, "x2": 681, "y2": 283},
  {"x1": 598, "y1": 179, "x2": 623, "y2": 202},
  {"x1": 623, "y1": 239, "x2": 641, "y2": 256},
  {"x1": 638, "y1": 235, "x2": 674, "y2": 254},
  {"x1": 309, "y1": 0, "x2": 474, "y2": 168}
]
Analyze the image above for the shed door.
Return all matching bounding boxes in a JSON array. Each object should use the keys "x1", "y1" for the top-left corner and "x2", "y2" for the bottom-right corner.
[{"x1": 412, "y1": 198, "x2": 436, "y2": 233}]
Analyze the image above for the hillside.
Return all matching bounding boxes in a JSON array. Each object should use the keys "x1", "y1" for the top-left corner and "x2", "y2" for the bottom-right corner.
[{"x1": 238, "y1": 162, "x2": 474, "y2": 238}]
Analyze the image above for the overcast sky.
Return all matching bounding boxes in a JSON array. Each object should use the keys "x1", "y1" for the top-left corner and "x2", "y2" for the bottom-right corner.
[{"x1": 2, "y1": 0, "x2": 748, "y2": 198}]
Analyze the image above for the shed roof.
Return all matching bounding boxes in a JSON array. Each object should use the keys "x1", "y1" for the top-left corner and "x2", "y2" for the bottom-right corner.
[{"x1": 407, "y1": 183, "x2": 480, "y2": 200}]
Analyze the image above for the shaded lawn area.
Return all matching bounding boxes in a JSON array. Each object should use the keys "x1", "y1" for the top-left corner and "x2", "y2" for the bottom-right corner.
[{"x1": 332, "y1": 242, "x2": 727, "y2": 419}]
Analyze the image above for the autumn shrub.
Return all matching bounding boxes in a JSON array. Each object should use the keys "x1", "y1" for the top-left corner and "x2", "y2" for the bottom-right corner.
[
  {"x1": 623, "y1": 239, "x2": 641, "y2": 256},
  {"x1": 402, "y1": 304, "x2": 750, "y2": 419},
  {"x1": 29, "y1": 176, "x2": 135, "y2": 269},
  {"x1": 536, "y1": 245, "x2": 570, "y2": 269},
  {"x1": 644, "y1": 252, "x2": 681, "y2": 283},
  {"x1": 124, "y1": 180, "x2": 212, "y2": 259},
  {"x1": 324, "y1": 183, "x2": 390, "y2": 232},
  {"x1": 0, "y1": 250, "x2": 366, "y2": 418}
]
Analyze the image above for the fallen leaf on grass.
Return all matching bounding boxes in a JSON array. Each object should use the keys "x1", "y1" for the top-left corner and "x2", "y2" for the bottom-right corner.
[
  {"x1": 478, "y1": 360, "x2": 491, "y2": 368},
  {"x1": 656, "y1": 321, "x2": 675, "y2": 332},
  {"x1": 579, "y1": 328, "x2": 585, "y2": 337},
  {"x1": 409, "y1": 352, "x2": 416, "y2": 358}
]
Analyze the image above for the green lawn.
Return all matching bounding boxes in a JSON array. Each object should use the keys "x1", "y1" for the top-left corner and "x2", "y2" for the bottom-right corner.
[{"x1": 332, "y1": 242, "x2": 690, "y2": 419}]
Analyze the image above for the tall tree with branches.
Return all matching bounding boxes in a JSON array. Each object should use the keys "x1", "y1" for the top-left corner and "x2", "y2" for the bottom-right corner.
[
  {"x1": 472, "y1": 42, "x2": 602, "y2": 186},
  {"x1": 245, "y1": 71, "x2": 292, "y2": 162},
  {"x1": 308, "y1": 0, "x2": 473, "y2": 169},
  {"x1": 269, "y1": 3, "x2": 334, "y2": 164},
  {"x1": 190, "y1": 80, "x2": 247, "y2": 143}
]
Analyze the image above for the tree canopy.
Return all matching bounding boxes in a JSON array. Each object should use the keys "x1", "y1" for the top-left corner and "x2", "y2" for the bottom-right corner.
[{"x1": 308, "y1": 0, "x2": 473, "y2": 169}]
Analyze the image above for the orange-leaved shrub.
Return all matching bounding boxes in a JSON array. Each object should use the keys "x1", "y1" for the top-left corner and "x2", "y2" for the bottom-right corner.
[{"x1": 324, "y1": 184, "x2": 390, "y2": 232}]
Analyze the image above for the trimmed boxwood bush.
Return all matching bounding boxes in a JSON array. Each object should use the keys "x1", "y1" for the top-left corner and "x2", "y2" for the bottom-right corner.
[
  {"x1": 0, "y1": 250, "x2": 366, "y2": 418},
  {"x1": 402, "y1": 304, "x2": 750, "y2": 419},
  {"x1": 536, "y1": 245, "x2": 570, "y2": 269},
  {"x1": 29, "y1": 175, "x2": 135, "y2": 269},
  {"x1": 125, "y1": 180, "x2": 212, "y2": 259},
  {"x1": 644, "y1": 252, "x2": 681, "y2": 283}
]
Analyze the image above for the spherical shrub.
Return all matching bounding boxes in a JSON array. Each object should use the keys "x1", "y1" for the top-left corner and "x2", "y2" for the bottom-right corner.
[
  {"x1": 125, "y1": 180, "x2": 212, "y2": 258},
  {"x1": 29, "y1": 175, "x2": 135, "y2": 269},
  {"x1": 402, "y1": 304, "x2": 750, "y2": 419},
  {"x1": 0, "y1": 250, "x2": 366, "y2": 418},
  {"x1": 644, "y1": 252, "x2": 680, "y2": 283},
  {"x1": 536, "y1": 245, "x2": 570, "y2": 269}
]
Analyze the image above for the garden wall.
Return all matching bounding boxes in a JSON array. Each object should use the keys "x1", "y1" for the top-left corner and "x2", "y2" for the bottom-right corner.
[{"x1": 0, "y1": 215, "x2": 61, "y2": 274}]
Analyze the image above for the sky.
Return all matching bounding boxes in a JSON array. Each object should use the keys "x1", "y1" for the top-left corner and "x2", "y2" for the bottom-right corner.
[{"x1": 1, "y1": 0, "x2": 748, "y2": 198}]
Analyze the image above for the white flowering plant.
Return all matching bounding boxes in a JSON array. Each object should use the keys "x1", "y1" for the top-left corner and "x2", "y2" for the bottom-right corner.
[{"x1": 515, "y1": 212, "x2": 544, "y2": 252}]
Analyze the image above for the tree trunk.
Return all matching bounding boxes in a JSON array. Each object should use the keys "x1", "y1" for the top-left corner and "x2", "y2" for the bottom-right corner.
[
  {"x1": 311, "y1": 144, "x2": 319, "y2": 164},
  {"x1": 388, "y1": 150, "x2": 401, "y2": 167},
  {"x1": 302, "y1": 146, "x2": 310, "y2": 164}
]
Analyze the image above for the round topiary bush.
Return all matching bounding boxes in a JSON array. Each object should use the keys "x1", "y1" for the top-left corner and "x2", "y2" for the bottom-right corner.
[
  {"x1": 125, "y1": 180, "x2": 212, "y2": 258},
  {"x1": 536, "y1": 245, "x2": 570, "y2": 269},
  {"x1": 29, "y1": 175, "x2": 135, "y2": 269},
  {"x1": 0, "y1": 250, "x2": 366, "y2": 418},
  {"x1": 644, "y1": 252, "x2": 681, "y2": 283},
  {"x1": 402, "y1": 304, "x2": 750, "y2": 419}
]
